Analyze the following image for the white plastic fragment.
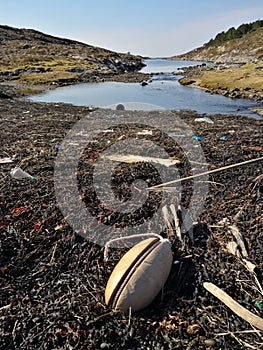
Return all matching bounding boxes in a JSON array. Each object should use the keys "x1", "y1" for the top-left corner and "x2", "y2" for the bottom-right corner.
[
  {"x1": 194, "y1": 117, "x2": 214, "y2": 124},
  {"x1": 137, "y1": 130, "x2": 153, "y2": 135},
  {"x1": 10, "y1": 167, "x2": 34, "y2": 180}
]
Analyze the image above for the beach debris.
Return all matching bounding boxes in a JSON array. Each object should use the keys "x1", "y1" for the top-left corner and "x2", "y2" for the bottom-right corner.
[
  {"x1": 192, "y1": 135, "x2": 203, "y2": 141},
  {"x1": 228, "y1": 225, "x2": 248, "y2": 257},
  {"x1": 101, "y1": 154, "x2": 180, "y2": 167},
  {"x1": 170, "y1": 204, "x2": 182, "y2": 241},
  {"x1": 219, "y1": 135, "x2": 227, "y2": 141},
  {"x1": 105, "y1": 235, "x2": 173, "y2": 312},
  {"x1": 102, "y1": 129, "x2": 114, "y2": 133},
  {"x1": 115, "y1": 104, "x2": 125, "y2": 111},
  {"x1": 194, "y1": 117, "x2": 214, "y2": 124},
  {"x1": 161, "y1": 204, "x2": 194, "y2": 243},
  {"x1": 203, "y1": 282, "x2": 263, "y2": 331},
  {"x1": 137, "y1": 130, "x2": 153, "y2": 135},
  {"x1": 255, "y1": 300, "x2": 263, "y2": 312},
  {"x1": 11, "y1": 206, "x2": 28, "y2": 217},
  {"x1": 168, "y1": 133, "x2": 186, "y2": 137},
  {"x1": 178, "y1": 205, "x2": 194, "y2": 243},
  {"x1": 241, "y1": 145, "x2": 262, "y2": 151},
  {"x1": 149, "y1": 156, "x2": 263, "y2": 190},
  {"x1": 0, "y1": 157, "x2": 13, "y2": 164},
  {"x1": 162, "y1": 205, "x2": 174, "y2": 235},
  {"x1": 10, "y1": 167, "x2": 34, "y2": 180},
  {"x1": 226, "y1": 241, "x2": 241, "y2": 257}
]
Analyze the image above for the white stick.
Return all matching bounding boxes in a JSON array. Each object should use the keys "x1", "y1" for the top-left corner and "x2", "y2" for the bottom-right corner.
[
  {"x1": 204, "y1": 282, "x2": 263, "y2": 331},
  {"x1": 149, "y1": 157, "x2": 263, "y2": 190}
]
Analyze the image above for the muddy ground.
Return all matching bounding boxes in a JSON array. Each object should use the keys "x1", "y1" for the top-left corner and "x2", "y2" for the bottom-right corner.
[{"x1": 0, "y1": 96, "x2": 262, "y2": 349}]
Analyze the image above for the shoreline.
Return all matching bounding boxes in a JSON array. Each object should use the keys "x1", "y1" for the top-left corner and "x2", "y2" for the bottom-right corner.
[
  {"x1": 177, "y1": 62, "x2": 263, "y2": 115},
  {"x1": 0, "y1": 70, "x2": 152, "y2": 98},
  {"x1": 1, "y1": 59, "x2": 262, "y2": 117}
]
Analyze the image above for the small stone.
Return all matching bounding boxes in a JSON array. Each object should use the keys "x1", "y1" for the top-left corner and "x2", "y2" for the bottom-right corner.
[
  {"x1": 100, "y1": 343, "x2": 109, "y2": 349},
  {"x1": 204, "y1": 339, "x2": 216, "y2": 347},
  {"x1": 116, "y1": 103, "x2": 125, "y2": 110}
]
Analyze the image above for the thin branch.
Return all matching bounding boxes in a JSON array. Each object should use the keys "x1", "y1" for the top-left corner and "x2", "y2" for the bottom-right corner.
[
  {"x1": 204, "y1": 282, "x2": 263, "y2": 331},
  {"x1": 149, "y1": 156, "x2": 263, "y2": 190}
]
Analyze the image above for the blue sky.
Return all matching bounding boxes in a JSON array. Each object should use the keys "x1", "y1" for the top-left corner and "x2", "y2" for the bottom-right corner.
[{"x1": 0, "y1": 0, "x2": 262, "y2": 56}]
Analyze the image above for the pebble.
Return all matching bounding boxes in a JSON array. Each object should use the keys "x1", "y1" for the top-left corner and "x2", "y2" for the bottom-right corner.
[{"x1": 204, "y1": 339, "x2": 216, "y2": 347}]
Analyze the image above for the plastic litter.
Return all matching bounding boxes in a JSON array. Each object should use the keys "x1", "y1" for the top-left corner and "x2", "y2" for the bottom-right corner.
[
  {"x1": 192, "y1": 135, "x2": 203, "y2": 141},
  {"x1": 10, "y1": 167, "x2": 34, "y2": 180},
  {"x1": 54, "y1": 145, "x2": 61, "y2": 149},
  {"x1": 219, "y1": 136, "x2": 227, "y2": 141},
  {"x1": 168, "y1": 134, "x2": 185, "y2": 138},
  {"x1": 137, "y1": 130, "x2": 153, "y2": 135},
  {"x1": 194, "y1": 117, "x2": 214, "y2": 124}
]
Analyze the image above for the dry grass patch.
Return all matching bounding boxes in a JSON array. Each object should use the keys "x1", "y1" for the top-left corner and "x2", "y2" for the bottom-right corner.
[
  {"x1": 13, "y1": 70, "x2": 80, "y2": 85},
  {"x1": 199, "y1": 62, "x2": 263, "y2": 94}
]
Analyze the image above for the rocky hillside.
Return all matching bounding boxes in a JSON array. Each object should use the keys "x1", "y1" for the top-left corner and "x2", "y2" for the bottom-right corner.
[
  {"x1": 0, "y1": 25, "x2": 145, "y2": 87},
  {"x1": 173, "y1": 23, "x2": 263, "y2": 63}
]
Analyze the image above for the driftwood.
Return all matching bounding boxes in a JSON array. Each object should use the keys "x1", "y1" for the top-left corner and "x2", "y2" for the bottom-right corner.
[
  {"x1": 204, "y1": 282, "x2": 263, "y2": 331},
  {"x1": 170, "y1": 204, "x2": 181, "y2": 241},
  {"x1": 228, "y1": 225, "x2": 248, "y2": 257},
  {"x1": 102, "y1": 154, "x2": 180, "y2": 167},
  {"x1": 149, "y1": 156, "x2": 263, "y2": 189}
]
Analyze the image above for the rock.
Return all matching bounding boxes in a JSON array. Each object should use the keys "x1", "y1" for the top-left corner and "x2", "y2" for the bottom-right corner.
[
  {"x1": 0, "y1": 90, "x2": 12, "y2": 99},
  {"x1": 141, "y1": 80, "x2": 148, "y2": 86},
  {"x1": 181, "y1": 78, "x2": 196, "y2": 85},
  {"x1": 204, "y1": 339, "x2": 216, "y2": 347},
  {"x1": 115, "y1": 104, "x2": 125, "y2": 111}
]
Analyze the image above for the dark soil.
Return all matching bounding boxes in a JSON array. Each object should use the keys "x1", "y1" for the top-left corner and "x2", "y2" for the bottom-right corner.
[{"x1": 0, "y1": 96, "x2": 262, "y2": 349}]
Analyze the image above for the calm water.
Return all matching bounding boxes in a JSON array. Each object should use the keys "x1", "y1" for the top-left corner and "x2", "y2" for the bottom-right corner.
[{"x1": 30, "y1": 59, "x2": 262, "y2": 118}]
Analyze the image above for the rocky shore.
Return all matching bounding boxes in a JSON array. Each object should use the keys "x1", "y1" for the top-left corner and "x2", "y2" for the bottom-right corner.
[
  {"x1": 0, "y1": 69, "x2": 152, "y2": 99},
  {"x1": 171, "y1": 24, "x2": 263, "y2": 110},
  {"x1": 0, "y1": 25, "x2": 150, "y2": 96},
  {"x1": 176, "y1": 63, "x2": 263, "y2": 111},
  {"x1": 0, "y1": 96, "x2": 262, "y2": 349}
]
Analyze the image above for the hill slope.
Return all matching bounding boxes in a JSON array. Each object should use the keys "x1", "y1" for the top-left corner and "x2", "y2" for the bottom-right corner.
[
  {"x1": 0, "y1": 25, "x2": 145, "y2": 87},
  {"x1": 173, "y1": 26, "x2": 263, "y2": 63},
  {"x1": 172, "y1": 21, "x2": 263, "y2": 105}
]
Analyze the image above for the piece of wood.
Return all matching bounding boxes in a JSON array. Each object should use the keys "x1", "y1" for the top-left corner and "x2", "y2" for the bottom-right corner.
[
  {"x1": 149, "y1": 156, "x2": 263, "y2": 189},
  {"x1": 0, "y1": 157, "x2": 13, "y2": 164},
  {"x1": 203, "y1": 282, "x2": 263, "y2": 331},
  {"x1": 170, "y1": 204, "x2": 182, "y2": 241},
  {"x1": 162, "y1": 205, "x2": 173, "y2": 234},
  {"x1": 228, "y1": 225, "x2": 248, "y2": 257},
  {"x1": 102, "y1": 154, "x2": 180, "y2": 167}
]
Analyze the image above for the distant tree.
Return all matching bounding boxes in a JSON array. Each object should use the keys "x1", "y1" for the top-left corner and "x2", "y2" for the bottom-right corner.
[
  {"x1": 225, "y1": 27, "x2": 236, "y2": 40},
  {"x1": 214, "y1": 31, "x2": 226, "y2": 44},
  {"x1": 204, "y1": 19, "x2": 263, "y2": 47}
]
